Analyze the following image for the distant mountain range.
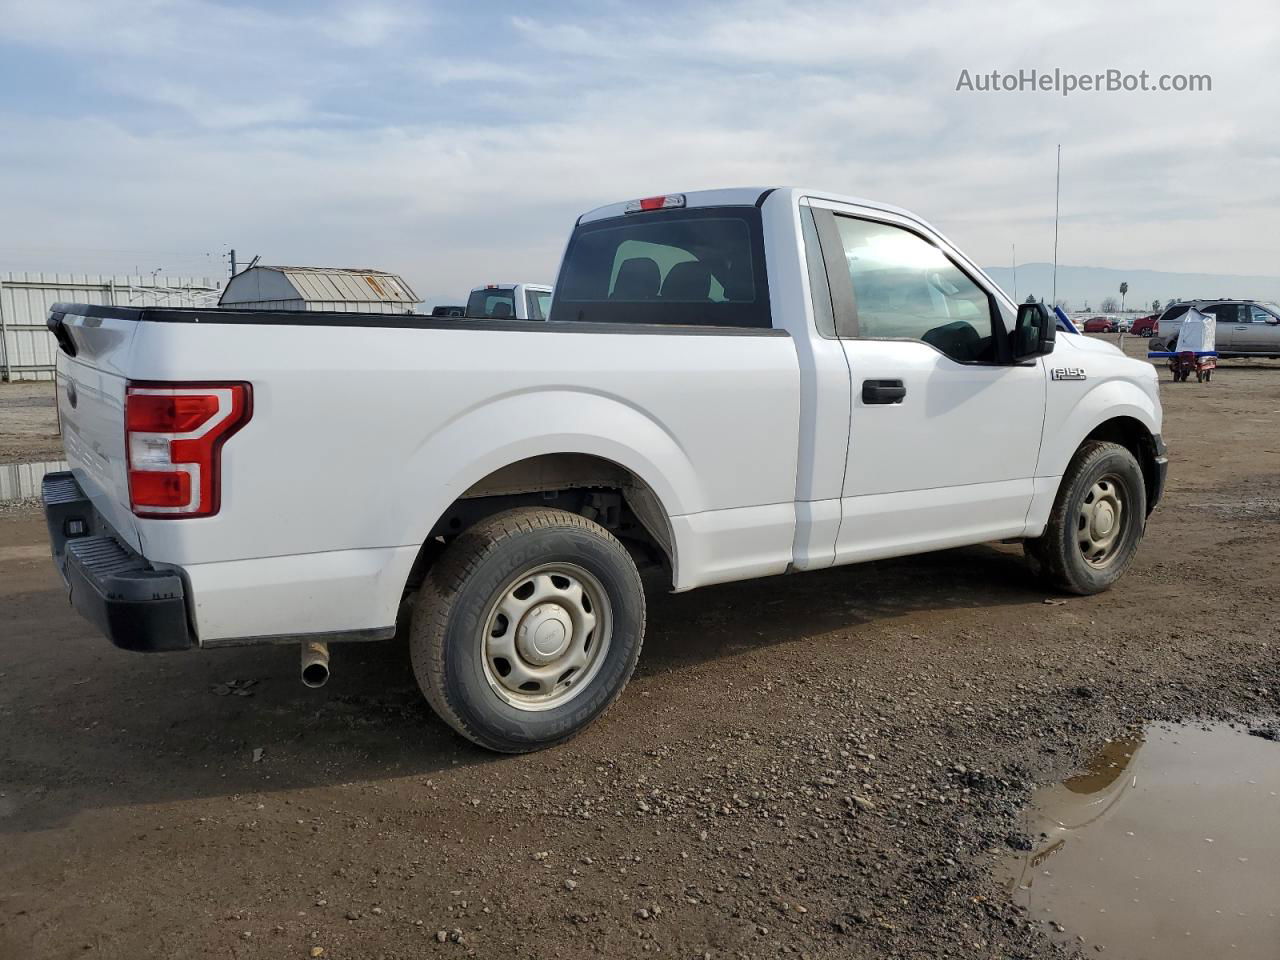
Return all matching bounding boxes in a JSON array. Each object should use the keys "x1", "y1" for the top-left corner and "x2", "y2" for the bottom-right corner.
[{"x1": 981, "y1": 263, "x2": 1280, "y2": 313}]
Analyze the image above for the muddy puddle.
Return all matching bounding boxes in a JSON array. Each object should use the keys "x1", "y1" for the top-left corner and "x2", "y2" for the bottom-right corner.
[
  {"x1": 1005, "y1": 722, "x2": 1280, "y2": 958},
  {"x1": 0, "y1": 459, "x2": 65, "y2": 503}
]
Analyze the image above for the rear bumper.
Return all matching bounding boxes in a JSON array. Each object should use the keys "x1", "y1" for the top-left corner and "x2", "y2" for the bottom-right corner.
[{"x1": 43, "y1": 471, "x2": 194, "y2": 653}]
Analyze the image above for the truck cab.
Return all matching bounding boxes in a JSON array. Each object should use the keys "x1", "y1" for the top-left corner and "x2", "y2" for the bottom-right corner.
[{"x1": 465, "y1": 283, "x2": 553, "y2": 320}]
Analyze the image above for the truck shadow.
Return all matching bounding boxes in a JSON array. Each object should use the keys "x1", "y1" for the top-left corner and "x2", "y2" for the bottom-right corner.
[
  {"x1": 0, "y1": 542, "x2": 1038, "y2": 833},
  {"x1": 640, "y1": 541, "x2": 1035, "y2": 675}
]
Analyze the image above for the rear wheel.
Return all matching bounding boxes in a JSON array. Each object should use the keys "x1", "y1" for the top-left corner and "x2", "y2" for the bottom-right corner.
[
  {"x1": 1025, "y1": 441, "x2": 1147, "y2": 595},
  {"x1": 410, "y1": 507, "x2": 645, "y2": 753}
]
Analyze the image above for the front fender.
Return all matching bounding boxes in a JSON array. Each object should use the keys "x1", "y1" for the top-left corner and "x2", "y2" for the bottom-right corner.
[{"x1": 1038, "y1": 376, "x2": 1161, "y2": 480}]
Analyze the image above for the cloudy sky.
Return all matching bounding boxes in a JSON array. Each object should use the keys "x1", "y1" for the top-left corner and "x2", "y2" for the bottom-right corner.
[{"x1": 0, "y1": 0, "x2": 1276, "y2": 306}]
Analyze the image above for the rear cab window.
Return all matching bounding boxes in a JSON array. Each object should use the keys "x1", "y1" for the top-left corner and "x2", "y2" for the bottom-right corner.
[
  {"x1": 467, "y1": 288, "x2": 516, "y2": 319},
  {"x1": 549, "y1": 207, "x2": 771, "y2": 328}
]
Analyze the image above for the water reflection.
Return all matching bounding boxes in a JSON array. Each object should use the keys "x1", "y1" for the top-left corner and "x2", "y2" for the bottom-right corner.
[
  {"x1": 1004, "y1": 723, "x2": 1280, "y2": 959},
  {"x1": 0, "y1": 460, "x2": 66, "y2": 503}
]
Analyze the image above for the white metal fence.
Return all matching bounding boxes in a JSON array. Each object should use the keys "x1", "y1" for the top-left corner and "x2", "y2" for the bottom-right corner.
[
  {"x1": 0, "y1": 459, "x2": 67, "y2": 503},
  {"x1": 0, "y1": 273, "x2": 222, "y2": 381}
]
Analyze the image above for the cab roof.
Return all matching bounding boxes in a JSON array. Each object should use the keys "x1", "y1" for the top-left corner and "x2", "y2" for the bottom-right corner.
[{"x1": 578, "y1": 187, "x2": 927, "y2": 229}]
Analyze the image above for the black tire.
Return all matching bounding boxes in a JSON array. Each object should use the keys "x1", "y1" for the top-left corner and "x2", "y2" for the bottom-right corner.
[
  {"x1": 1024, "y1": 441, "x2": 1147, "y2": 595},
  {"x1": 1150, "y1": 337, "x2": 1168, "y2": 352},
  {"x1": 410, "y1": 507, "x2": 645, "y2": 753}
]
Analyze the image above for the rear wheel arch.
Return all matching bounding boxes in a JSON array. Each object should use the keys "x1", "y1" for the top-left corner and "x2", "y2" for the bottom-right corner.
[{"x1": 405, "y1": 453, "x2": 679, "y2": 598}]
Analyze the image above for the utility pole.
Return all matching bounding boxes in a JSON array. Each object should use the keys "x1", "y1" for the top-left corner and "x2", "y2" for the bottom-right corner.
[
  {"x1": 1052, "y1": 144, "x2": 1061, "y2": 307},
  {"x1": 229, "y1": 248, "x2": 237, "y2": 279}
]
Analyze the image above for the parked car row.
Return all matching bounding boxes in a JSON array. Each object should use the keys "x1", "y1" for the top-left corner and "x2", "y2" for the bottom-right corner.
[
  {"x1": 1080, "y1": 315, "x2": 1126, "y2": 333},
  {"x1": 1079, "y1": 300, "x2": 1280, "y2": 357},
  {"x1": 1150, "y1": 300, "x2": 1280, "y2": 357}
]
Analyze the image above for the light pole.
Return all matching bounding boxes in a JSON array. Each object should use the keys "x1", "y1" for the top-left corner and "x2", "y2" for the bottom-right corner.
[{"x1": 1052, "y1": 143, "x2": 1061, "y2": 307}]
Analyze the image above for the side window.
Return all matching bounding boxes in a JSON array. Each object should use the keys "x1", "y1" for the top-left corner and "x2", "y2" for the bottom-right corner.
[
  {"x1": 833, "y1": 216, "x2": 997, "y2": 362},
  {"x1": 1249, "y1": 305, "x2": 1273, "y2": 323},
  {"x1": 1160, "y1": 304, "x2": 1190, "y2": 324},
  {"x1": 801, "y1": 206, "x2": 837, "y2": 338},
  {"x1": 1204, "y1": 304, "x2": 1241, "y2": 324},
  {"x1": 524, "y1": 290, "x2": 550, "y2": 320}
]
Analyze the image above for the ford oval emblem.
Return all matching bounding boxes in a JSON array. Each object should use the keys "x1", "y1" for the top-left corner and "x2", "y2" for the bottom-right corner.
[{"x1": 67, "y1": 381, "x2": 78, "y2": 408}]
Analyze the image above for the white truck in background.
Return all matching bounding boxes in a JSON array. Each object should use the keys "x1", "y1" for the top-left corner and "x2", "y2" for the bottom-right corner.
[
  {"x1": 466, "y1": 283, "x2": 553, "y2": 320},
  {"x1": 43, "y1": 187, "x2": 1166, "y2": 753}
]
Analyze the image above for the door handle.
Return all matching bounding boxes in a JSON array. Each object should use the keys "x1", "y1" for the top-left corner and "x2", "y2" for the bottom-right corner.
[{"x1": 862, "y1": 379, "x2": 906, "y2": 404}]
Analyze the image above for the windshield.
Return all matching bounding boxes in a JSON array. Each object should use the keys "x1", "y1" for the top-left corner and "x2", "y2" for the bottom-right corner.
[
  {"x1": 466, "y1": 288, "x2": 516, "y2": 319},
  {"x1": 549, "y1": 207, "x2": 771, "y2": 328}
]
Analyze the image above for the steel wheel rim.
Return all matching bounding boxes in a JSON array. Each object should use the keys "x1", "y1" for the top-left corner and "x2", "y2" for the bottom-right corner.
[
  {"x1": 1078, "y1": 473, "x2": 1128, "y2": 568},
  {"x1": 480, "y1": 562, "x2": 612, "y2": 712}
]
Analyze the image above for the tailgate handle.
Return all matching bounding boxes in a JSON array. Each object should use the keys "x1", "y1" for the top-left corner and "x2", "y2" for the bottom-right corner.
[
  {"x1": 862, "y1": 379, "x2": 906, "y2": 404},
  {"x1": 47, "y1": 312, "x2": 78, "y2": 357}
]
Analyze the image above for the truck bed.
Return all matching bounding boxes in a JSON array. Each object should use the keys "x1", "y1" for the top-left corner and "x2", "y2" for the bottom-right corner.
[{"x1": 49, "y1": 301, "x2": 801, "y2": 644}]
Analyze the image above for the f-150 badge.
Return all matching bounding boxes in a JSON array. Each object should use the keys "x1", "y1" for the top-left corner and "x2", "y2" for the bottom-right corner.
[{"x1": 1051, "y1": 367, "x2": 1087, "y2": 381}]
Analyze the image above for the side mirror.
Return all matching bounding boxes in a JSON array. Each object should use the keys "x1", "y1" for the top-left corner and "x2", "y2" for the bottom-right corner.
[{"x1": 1012, "y1": 302, "x2": 1056, "y2": 360}]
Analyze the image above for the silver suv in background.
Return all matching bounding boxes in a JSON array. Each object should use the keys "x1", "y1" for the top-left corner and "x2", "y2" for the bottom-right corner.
[{"x1": 1152, "y1": 300, "x2": 1280, "y2": 357}]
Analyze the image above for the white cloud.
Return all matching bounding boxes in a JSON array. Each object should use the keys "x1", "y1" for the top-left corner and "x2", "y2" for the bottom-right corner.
[{"x1": 0, "y1": 0, "x2": 1277, "y2": 304}]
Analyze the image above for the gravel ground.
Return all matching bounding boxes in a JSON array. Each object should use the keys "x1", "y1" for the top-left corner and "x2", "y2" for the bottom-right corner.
[
  {"x1": 0, "y1": 381, "x2": 61, "y2": 463},
  {"x1": 1, "y1": 336, "x2": 1278, "y2": 960}
]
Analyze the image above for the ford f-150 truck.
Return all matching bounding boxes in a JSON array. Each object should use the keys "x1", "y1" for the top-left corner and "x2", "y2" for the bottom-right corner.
[{"x1": 42, "y1": 187, "x2": 1167, "y2": 753}]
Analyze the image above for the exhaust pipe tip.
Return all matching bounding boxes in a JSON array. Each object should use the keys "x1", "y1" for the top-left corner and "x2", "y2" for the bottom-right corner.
[{"x1": 301, "y1": 641, "x2": 330, "y2": 689}]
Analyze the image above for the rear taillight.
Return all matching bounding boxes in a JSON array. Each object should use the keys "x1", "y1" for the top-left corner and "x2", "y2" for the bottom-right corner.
[{"x1": 126, "y1": 382, "x2": 252, "y2": 518}]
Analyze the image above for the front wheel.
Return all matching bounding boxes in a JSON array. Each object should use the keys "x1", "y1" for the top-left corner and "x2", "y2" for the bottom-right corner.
[
  {"x1": 410, "y1": 507, "x2": 645, "y2": 753},
  {"x1": 1025, "y1": 441, "x2": 1148, "y2": 595}
]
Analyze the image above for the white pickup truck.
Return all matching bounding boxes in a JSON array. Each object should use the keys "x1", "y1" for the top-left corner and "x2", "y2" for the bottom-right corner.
[{"x1": 43, "y1": 187, "x2": 1167, "y2": 753}]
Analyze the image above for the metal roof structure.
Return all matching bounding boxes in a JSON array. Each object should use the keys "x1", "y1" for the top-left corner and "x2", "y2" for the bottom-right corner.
[{"x1": 218, "y1": 265, "x2": 421, "y2": 313}]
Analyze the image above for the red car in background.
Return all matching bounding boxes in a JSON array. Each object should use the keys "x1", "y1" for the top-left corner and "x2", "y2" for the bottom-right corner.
[
  {"x1": 1131, "y1": 313, "x2": 1159, "y2": 336},
  {"x1": 1081, "y1": 316, "x2": 1115, "y2": 333}
]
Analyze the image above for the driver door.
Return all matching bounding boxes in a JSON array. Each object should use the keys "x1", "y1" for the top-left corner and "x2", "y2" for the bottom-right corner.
[
  {"x1": 1240, "y1": 303, "x2": 1280, "y2": 353},
  {"x1": 807, "y1": 203, "x2": 1047, "y2": 564}
]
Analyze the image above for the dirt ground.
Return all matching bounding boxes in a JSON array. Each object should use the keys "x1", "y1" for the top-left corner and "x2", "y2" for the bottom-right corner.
[
  {"x1": 2, "y1": 337, "x2": 1278, "y2": 960},
  {"x1": 0, "y1": 381, "x2": 62, "y2": 463}
]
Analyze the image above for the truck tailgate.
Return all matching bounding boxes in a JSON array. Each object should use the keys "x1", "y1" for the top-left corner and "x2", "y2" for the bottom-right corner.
[{"x1": 52, "y1": 309, "x2": 141, "y2": 551}]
